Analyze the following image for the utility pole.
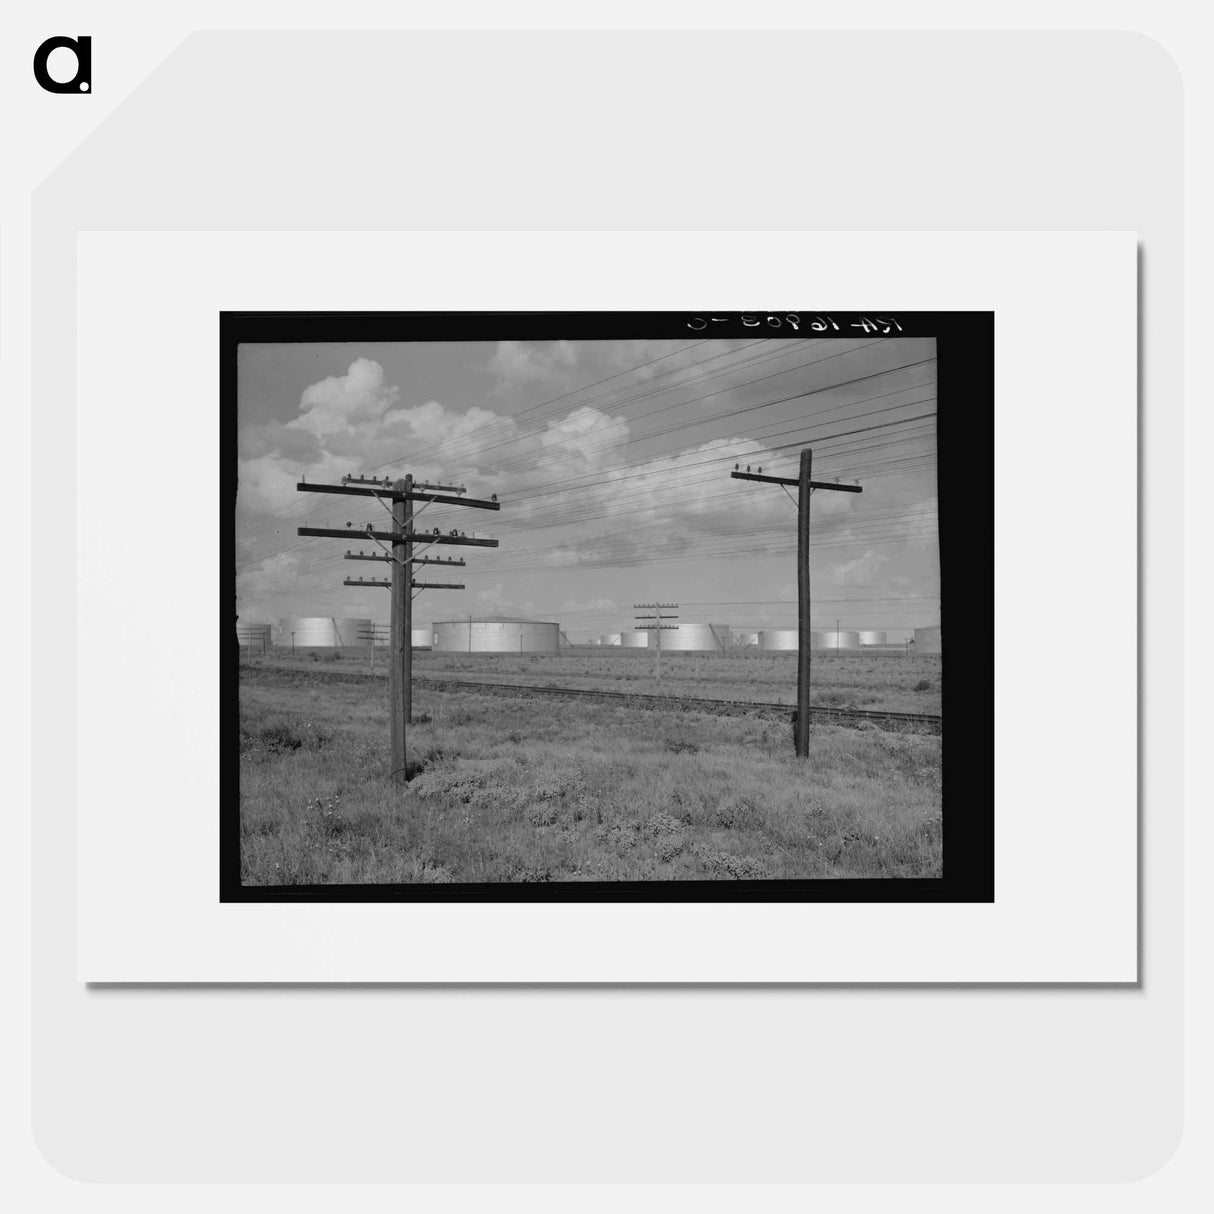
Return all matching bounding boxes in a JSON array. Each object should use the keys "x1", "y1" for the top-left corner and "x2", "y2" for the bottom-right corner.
[
  {"x1": 296, "y1": 473, "x2": 499, "y2": 784},
  {"x1": 395, "y1": 474, "x2": 412, "y2": 779},
  {"x1": 634, "y1": 602, "x2": 678, "y2": 683},
  {"x1": 731, "y1": 451, "x2": 861, "y2": 757}
]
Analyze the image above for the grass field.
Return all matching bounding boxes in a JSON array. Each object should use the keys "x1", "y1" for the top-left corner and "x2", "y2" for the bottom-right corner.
[
  {"x1": 238, "y1": 659, "x2": 943, "y2": 886},
  {"x1": 252, "y1": 647, "x2": 943, "y2": 715}
]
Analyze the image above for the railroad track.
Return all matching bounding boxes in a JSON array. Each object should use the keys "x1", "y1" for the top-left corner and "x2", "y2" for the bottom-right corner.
[
  {"x1": 412, "y1": 676, "x2": 942, "y2": 733},
  {"x1": 245, "y1": 664, "x2": 941, "y2": 733}
]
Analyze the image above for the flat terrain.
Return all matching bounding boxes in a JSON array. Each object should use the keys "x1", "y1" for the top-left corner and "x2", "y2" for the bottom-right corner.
[
  {"x1": 239, "y1": 656, "x2": 943, "y2": 886},
  {"x1": 253, "y1": 647, "x2": 943, "y2": 715}
]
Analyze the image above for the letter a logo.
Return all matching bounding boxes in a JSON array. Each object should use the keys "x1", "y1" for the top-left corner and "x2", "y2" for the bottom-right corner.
[{"x1": 33, "y1": 36, "x2": 92, "y2": 93}]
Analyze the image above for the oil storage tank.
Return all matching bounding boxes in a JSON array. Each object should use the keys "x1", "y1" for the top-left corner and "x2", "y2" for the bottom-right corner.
[
  {"x1": 235, "y1": 622, "x2": 272, "y2": 652},
  {"x1": 736, "y1": 630, "x2": 760, "y2": 649},
  {"x1": 600, "y1": 633, "x2": 622, "y2": 647},
  {"x1": 811, "y1": 629, "x2": 861, "y2": 650},
  {"x1": 432, "y1": 617, "x2": 560, "y2": 653},
  {"x1": 410, "y1": 628, "x2": 432, "y2": 649},
  {"x1": 857, "y1": 630, "x2": 887, "y2": 646},
  {"x1": 914, "y1": 625, "x2": 942, "y2": 653},
  {"x1": 276, "y1": 617, "x2": 371, "y2": 648},
  {"x1": 657, "y1": 622, "x2": 731, "y2": 653},
  {"x1": 759, "y1": 628, "x2": 798, "y2": 651},
  {"x1": 619, "y1": 630, "x2": 649, "y2": 649}
]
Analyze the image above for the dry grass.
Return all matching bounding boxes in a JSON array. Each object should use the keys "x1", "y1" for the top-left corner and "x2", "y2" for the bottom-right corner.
[
  {"x1": 239, "y1": 665, "x2": 942, "y2": 886},
  {"x1": 252, "y1": 647, "x2": 943, "y2": 714}
]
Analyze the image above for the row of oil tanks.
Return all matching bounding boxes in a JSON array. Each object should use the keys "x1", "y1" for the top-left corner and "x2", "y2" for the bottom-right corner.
[
  {"x1": 739, "y1": 627, "x2": 939, "y2": 651},
  {"x1": 591, "y1": 627, "x2": 892, "y2": 651},
  {"x1": 238, "y1": 616, "x2": 566, "y2": 653},
  {"x1": 595, "y1": 623, "x2": 732, "y2": 652},
  {"x1": 754, "y1": 629, "x2": 869, "y2": 651},
  {"x1": 239, "y1": 617, "x2": 941, "y2": 654},
  {"x1": 591, "y1": 626, "x2": 941, "y2": 652}
]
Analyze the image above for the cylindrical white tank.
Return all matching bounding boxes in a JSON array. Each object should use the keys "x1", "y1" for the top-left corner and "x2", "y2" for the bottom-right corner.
[
  {"x1": 235, "y1": 622, "x2": 272, "y2": 650},
  {"x1": 410, "y1": 628, "x2": 432, "y2": 648},
  {"x1": 914, "y1": 625, "x2": 942, "y2": 653},
  {"x1": 619, "y1": 630, "x2": 649, "y2": 649},
  {"x1": 432, "y1": 618, "x2": 560, "y2": 653},
  {"x1": 736, "y1": 631, "x2": 760, "y2": 649},
  {"x1": 600, "y1": 633, "x2": 622, "y2": 647},
  {"x1": 857, "y1": 630, "x2": 887, "y2": 646},
  {"x1": 654, "y1": 622, "x2": 731, "y2": 653},
  {"x1": 759, "y1": 629, "x2": 798, "y2": 651},
  {"x1": 812, "y1": 629, "x2": 861, "y2": 650},
  {"x1": 276, "y1": 617, "x2": 372, "y2": 647}
]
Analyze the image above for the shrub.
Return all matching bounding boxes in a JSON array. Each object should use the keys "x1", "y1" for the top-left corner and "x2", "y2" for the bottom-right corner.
[
  {"x1": 656, "y1": 835, "x2": 685, "y2": 862},
  {"x1": 524, "y1": 801, "x2": 561, "y2": 827},
  {"x1": 693, "y1": 847, "x2": 768, "y2": 880},
  {"x1": 309, "y1": 793, "x2": 348, "y2": 839},
  {"x1": 713, "y1": 797, "x2": 756, "y2": 829},
  {"x1": 646, "y1": 812, "x2": 684, "y2": 838},
  {"x1": 664, "y1": 738, "x2": 699, "y2": 754},
  {"x1": 255, "y1": 724, "x2": 302, "y2": 754}
]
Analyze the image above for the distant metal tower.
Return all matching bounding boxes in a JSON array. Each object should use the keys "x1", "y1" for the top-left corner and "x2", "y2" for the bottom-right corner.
[{"x1": 633, "y1": 602, "x2": 679, "y2": 682}]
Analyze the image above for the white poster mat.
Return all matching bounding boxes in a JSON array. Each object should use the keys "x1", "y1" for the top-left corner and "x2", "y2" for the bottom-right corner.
[{"x1": 75, "y1": 229, "x2": 1136, "y2": 982}]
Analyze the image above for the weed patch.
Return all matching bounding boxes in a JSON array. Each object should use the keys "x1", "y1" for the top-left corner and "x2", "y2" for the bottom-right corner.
[{"x1": 239, "y1": 669, "x2": 941, "y2": 884}]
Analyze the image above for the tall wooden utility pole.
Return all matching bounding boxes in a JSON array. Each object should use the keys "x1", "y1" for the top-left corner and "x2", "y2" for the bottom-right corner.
[
  {"x1": 634, "y1": 602, "x2": 678, "y2": 682},
  {"x1": 797, "y1": 450, "x2": 813, "y2": 758},
  {"x1": 392, "y1": 475, "x2": 411, "y2": 782},
  {"x1": 732, "y1": 451, "x2": 861, "y2": 757},
  {"x1": 296, "y1": 473, "x2": 499, "y2": 784}
]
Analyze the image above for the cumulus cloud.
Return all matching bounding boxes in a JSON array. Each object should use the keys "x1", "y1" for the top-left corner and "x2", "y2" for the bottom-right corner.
[
  {"x1": 236, "y1": 454, "x2": 314, "y2": 516},
  {"x1": 289, "y1": 357, "x2": 401, "y2": 437},
  {"x1": 382, "y1": 398, "x2": 508, "y2": 448},
  {"x1": 468, "y1": 584, "x2": 537, "y2": 618},
  {"x1": 476, "y1": 584, "x2": 509, "y2": 614},
  {"x1": 238, "y1": 419, "x2": 322, "y2": 462},
  {"x1": 236, "y1": 358, "x2": 525, "y2": 515},
  {"x1": 561, "y1": 596, "x2": 617, "y2": 613},
  {"x1": 235, "y1": 550, "x2": 306, "y2": 620},
  {"x1": 538, "y1": 406, "x2": 629, "y2": 475},
  {"x1": 237, "y1": 352, "x2": 933, "y2": 615},
  {"x1": 832, "y1": 550, "x2": 887, "y2": 586},
  {"x1": 488, "y1": 340, "x2": 578, "y2": 383}
]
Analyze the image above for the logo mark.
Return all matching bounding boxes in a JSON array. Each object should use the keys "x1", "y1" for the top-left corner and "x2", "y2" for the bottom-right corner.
[{"x1": 33, "y1": 35, "x2": 91, "y2": 93}]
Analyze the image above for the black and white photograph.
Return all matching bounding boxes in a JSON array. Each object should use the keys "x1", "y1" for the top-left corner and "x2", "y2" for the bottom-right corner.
[
  {"x1": 226, "y1": 311, "x2": 992, "y2": 901},
  {"x1": 18, "y1": 1, "x2": 1186, "y2": 1194}
]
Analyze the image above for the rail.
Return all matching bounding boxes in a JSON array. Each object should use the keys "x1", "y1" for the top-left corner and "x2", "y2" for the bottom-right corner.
[
  {"x1": 243, "y1": 663, "x2": 942, "y2": 733},
  {"x1": 412, "y1": 676, "x2": 941, "y2": 732}
]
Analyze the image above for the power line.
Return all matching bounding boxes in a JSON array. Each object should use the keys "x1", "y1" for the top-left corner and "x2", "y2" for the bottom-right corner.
[{"x1": 235, "y1": 343, "x2": 930, "y2": 571}]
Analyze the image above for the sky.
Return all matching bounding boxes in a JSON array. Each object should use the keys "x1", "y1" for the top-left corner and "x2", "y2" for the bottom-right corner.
[{"x1": 234, "y1": 336, "x2": 940, "y2": 642}]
